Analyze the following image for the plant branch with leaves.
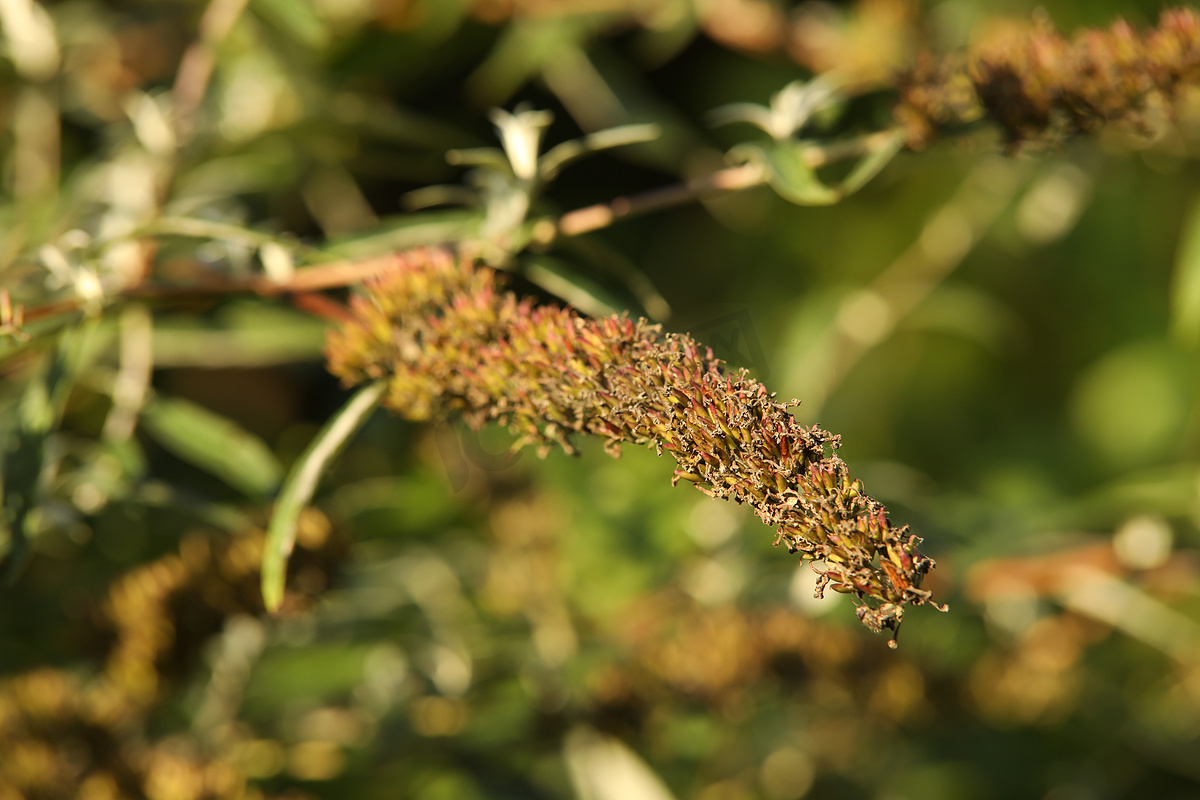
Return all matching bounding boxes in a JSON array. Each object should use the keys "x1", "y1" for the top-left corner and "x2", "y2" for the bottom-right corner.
[{"x1": 6, "y1": 5, "x2": 1200, "y2": 651}]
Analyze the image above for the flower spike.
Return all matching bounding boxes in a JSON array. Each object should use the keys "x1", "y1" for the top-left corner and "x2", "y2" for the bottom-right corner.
[{"x1": 326, "y1": 248, "x2": 945, "y2": 644}]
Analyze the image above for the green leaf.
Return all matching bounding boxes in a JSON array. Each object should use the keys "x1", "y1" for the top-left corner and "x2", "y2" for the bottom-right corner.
[
  {"x1": 323, "y1": 210, "x2": 482, "y2": 260},
  {"x1": 1171, "y1": 197, "x2": 1200, "y2": 347},
  {"x1": 465, "y1": 16, "x2": 591, "y2": 106},
  {"x1": 539, "y1": 123, "x2": 661, "y2": 181},
  {"x1": 555, "y1": 236, "x2": 671, "y2": 321},
  {"x1": 710, "y1": 78, "x2": 840, "y2": 140},
  {"x1": 708, "y1": 102, "x2": 776, "y2": 134},
  {"x1": 141, "y1": 396, "x2": 283, "y2": 499},
  {"x1": 521, "y1": 255, "x2": 623, "y2": 318},
  {"x1": 1, "y1": 322, "x2": 97, "y2": 583},
  {"x1": 251, "y1": 0, "x2": 328, "y2": 49},
  {"x1": 402, "y1": 185, "x2": 481, "y2": 212},
  {"x1": 446, "y1": 147, "x2": 513, "y2": 173},
  {"x1": 145, "y1": 216, "x2": 323, "y2": 260},
  {"x1": 134, "y1": 480, "x2": 254, "y2": 533},
  {"x1": 152, "y1": 301, "x2": 327, "y2": 368},
  {"x1": 731, "y1": 142, "x2": 841, "y2": 206},
  {"x1": 262, "y1": 381, "x2": 384, "y2": 611},
  {"x1": 729, "y1": 131, "x2": 902, "y2": 207},
  {"x1": 839, "y1": 131, "x2": 904, "y2": 196}
]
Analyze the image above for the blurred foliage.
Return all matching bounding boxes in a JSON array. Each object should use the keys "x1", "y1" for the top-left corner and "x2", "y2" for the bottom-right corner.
[{"x1": 2, "y1": 1, "x2": 1200, "y2": 799}]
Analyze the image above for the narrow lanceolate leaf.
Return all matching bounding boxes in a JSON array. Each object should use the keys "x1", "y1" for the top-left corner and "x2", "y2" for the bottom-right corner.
[
  {"x1": 538, "y1": 123, "x2": 661, "y2": 181},
  {"x1": 523, "y1": 255, "x2": 622, "y2": 318},
  {"x1": 261, "y1": 381, "x2": 384, "y2": 611},
  {"x1": 324, "y1": 209, "x2": 483, "y2": 260},
  {"x1": 1170, "y1": 197, "x2": 1200, "y2": 348},
  {"x1": 141, "y1": 396, "x2": 283, "y2": 499},
  {"x1": 837, "y1": 130, "x2": 905, "y2": 196}
]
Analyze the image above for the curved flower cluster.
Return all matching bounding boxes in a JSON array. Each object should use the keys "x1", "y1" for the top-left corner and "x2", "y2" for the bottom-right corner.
[
  {"x1": 896, "y1": 8, "x2": 1200, "y2": 148},
  {"x1": 326, "y1": 249, "x2": 942, "y2": 643}
]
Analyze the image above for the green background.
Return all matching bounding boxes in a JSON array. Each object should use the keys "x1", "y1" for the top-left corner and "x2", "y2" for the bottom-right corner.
[{"x1": 2, "y1": 1, "x2": 1200, "y2": 798}]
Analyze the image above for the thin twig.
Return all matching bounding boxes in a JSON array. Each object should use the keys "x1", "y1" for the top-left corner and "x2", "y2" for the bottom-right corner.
[
  {"x1": 556, "y1": 163, "x2": 764, "y2": 237},
  {"x1": 555, "y1": 128, "x2": 904, "y2": 237},
  {"x1": 17, "y1": 256, "x2": 399, "y2": 326}
]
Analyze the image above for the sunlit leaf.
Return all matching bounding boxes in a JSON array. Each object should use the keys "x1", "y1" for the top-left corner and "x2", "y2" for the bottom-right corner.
[
  {"x1": 707, "y1": 102, "x2": 776, "y2": 134},
  {"x1": 539, "y1": 123, "x2": 661, "y2": 181},
  {"x1": 839, "y1": 130, "x2": 904, "y2": 195},
  {"x1": 445, "y1": 147, "x2": 512, "y2": 173},
  {"x1": 710, "y1": 78, "x2": 841, "y2": 140},
  {"x1": 262, "y1": 381, "x2": 384, "y2": 611},
  {"x1": 1170, "y1": 196, "x2": 1200, "y2": 347},
  {"x1": 323, "y1": 210, "x2": 482, "y2": 259},
  {"x1": 565, "y1": 727, "x2": 680, "y2": 800},
  {"x1": 521, "y1": 255, "x2": 623, "y2": 317},
  {"x1": 145, "y1": 216, "x2": 322, "y2": 260}
]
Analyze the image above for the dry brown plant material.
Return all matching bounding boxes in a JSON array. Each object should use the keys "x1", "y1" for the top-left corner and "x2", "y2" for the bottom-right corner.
[
  {"x1": 325, "y1": 248, "x2": 943, "y2": 643},
  {"x1": 896, "y1": 8, "x2": 1200, "y2": 148}
]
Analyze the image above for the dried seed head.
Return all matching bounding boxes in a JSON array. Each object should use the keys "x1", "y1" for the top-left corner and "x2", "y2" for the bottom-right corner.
[
  {"x1": 896, "y1": 8, "x2": 1200, "y2": 149},
  {"x1": 326, "y1": 248, "x2": 944, "y2": 643}
]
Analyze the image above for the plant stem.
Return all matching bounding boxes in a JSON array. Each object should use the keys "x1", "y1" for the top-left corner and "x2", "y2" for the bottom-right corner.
[
  {"x1": 554, "y1": 128, "x2": 904, "y2": 237},
  {"x1": 14, "y1": 129, "x2": 906, "y2": 326}
]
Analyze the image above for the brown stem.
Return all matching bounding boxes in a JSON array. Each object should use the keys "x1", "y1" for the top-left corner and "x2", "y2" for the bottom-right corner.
[
  {"x1": 556, "y1": 163, "x2": 766, "y2": 237},
  {"x1": 18, "y1": 255, "x2": 399, "y2": 326},
  {"x1": 555, "y1": 128, "x2": 904, "y2": 237}
]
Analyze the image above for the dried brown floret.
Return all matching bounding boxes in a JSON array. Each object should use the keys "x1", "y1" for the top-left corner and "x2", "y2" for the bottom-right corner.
[
  {"x1": 896, "y1": 8, "x2": 1200, "y2": 149},
  {"x1": 325, "y1": 248, "x2": 944, "y2": 644}
]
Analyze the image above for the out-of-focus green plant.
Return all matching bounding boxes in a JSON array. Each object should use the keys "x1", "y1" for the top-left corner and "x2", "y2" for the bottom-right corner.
[
  {"x1": 897, "y1": 7, "x2": 1200, "y2": 148},
  {"x1": 4, "y1": 2, "x2": 1200, "y2": 800},
  {"x1": 712, "y1": 78, "x2": 904, "y2": 206},
  {"x1": 410, "y1": 107, "x2": 660, "y2": 257}
]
